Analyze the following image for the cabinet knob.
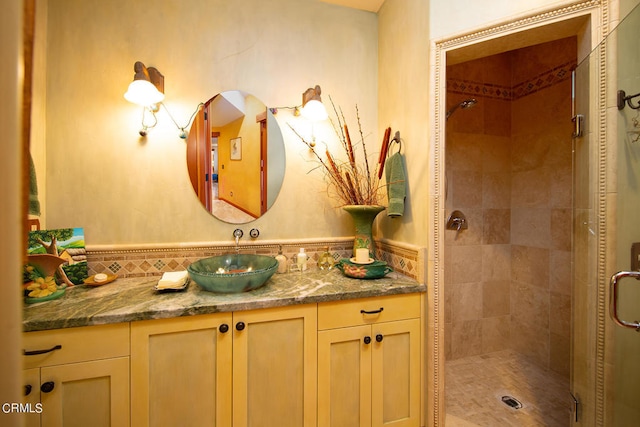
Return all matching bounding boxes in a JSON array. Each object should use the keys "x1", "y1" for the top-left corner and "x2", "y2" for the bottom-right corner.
[
  {"x1": 363, "y1": 336, "x2": 371, "y2": 345},
  {"x1": 376, "y1": 334, "x2": 384, "y2": 342},
  {"x1": 41, "y1": 381, "x2": 55, "y2": 393},
  {"x1": 24, "y1": 384, "x2": 32, "y2": 396},
  {"x1": 236, "y1": 321, "x2": 245, "y2": 331},
  {"x1": 219, "y1": 323, "x2": 229, "y2": 333}
]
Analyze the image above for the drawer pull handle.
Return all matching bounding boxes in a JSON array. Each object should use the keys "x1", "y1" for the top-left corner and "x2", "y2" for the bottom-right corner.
[
  {"x1": 360, "y1": 307, "x2": 384, "y2": 315},
  {"x1": 236, "y1": 321, "x2": 246, "y2": 331},
  {"x1": 376, "y1": 334, "x2": 384, "y2": 342},
  {"x1": 40, "y1": 381, "x2": 55, "y2": 393},
  {"x1": 23, "y1": 344, "x2": 62, "y2": 356},
  {"x1": 363, "y1": 336, "x2": 372, "y2": 345},
  {"x1": 219, "y1": 323, "x2": 229, "y2": 333},
  {"x1": 25, "y1": 385, "x2": 32, "y2": 396}
]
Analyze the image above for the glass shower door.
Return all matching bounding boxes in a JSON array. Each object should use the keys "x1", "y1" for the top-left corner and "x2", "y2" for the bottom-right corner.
[
  {"x1": 609, "y1": 2, "x2": 640, "y2": 424},
  {"x1": 573, "y1": 3, "x2": 640, "y2": 425}
]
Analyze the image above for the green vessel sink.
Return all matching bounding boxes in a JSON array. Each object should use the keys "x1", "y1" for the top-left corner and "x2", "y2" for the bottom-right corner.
[{"x1": 187, "y1": 254, "x2": 278, "y2": 293}]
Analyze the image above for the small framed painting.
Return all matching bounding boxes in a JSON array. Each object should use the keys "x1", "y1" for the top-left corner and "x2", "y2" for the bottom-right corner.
[{"x1": 230, "y1": 137, "x2": 242, "y2": 160}]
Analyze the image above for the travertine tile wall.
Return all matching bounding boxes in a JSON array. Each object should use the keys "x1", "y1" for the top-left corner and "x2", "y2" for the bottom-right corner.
[{"x1": 444, "y1": 37, "x2": 576, "y2": 377}]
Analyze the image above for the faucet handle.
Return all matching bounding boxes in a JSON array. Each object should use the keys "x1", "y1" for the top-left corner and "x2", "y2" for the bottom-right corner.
[
  {"x1": 249, "y1": 228, "x2": 260, "y2": 239},
  {"x1": 233, "y1": 229, "x2": 243, "y2": 239}
]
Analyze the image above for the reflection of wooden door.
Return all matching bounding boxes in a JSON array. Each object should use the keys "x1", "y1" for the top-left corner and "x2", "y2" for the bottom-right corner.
[
  {"x1": 258, "y1": 116, "x2": 267, "y2": 215},
  {"x1": 186, "y1": 105, "x2": 212, "y2": 211}
]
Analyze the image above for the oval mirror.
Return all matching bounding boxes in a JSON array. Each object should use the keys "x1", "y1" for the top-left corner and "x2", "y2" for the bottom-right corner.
[{"x1": 186, "y1": 91, "x2": 285, "y2": 223}]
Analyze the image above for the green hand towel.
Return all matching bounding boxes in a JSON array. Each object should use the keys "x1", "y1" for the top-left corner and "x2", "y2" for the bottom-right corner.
[{"x1": 385, "y1": 152, "x2": 406, "y2": 217}]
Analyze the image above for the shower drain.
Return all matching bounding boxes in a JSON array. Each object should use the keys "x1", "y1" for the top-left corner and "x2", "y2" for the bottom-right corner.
[{"x1": 501, "y1": 396, "x2": 523, "y2": 409}]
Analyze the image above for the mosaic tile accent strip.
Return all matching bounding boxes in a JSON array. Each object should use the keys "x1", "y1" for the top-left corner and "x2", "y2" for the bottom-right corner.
[
  {"x1": 86, "y1": 239, "x2": 420, "y2": 280},
  {"x1": 447, "y1": 60, "x2": 576, "y2": 101},
  {"x1": 447, "y1": 80, "x2": 512, "y2": 101}
]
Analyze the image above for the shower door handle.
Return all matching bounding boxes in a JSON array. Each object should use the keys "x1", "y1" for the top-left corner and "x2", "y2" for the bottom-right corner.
[{"x1": 609, "y1": 271, "x2": 640, "y2": 331}]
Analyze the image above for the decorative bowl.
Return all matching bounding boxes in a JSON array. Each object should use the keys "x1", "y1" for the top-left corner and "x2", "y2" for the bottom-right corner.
[
  {"x1": 336, "y1": 258, "x2": 393, "y2": 279},
  {"x1": 187, "y1": 254, "x2": 278, "y2": 293}
]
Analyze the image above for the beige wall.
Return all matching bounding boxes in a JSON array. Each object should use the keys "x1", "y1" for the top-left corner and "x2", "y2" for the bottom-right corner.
[
  {"x1": 37, "y1": 0, "x2": 378, "y2": 246},
  {"x1": 1, "y1": 0, "x2": 25, "y2": 423},
  {"x1": 430, "y1": 0, "x2": 580, "y2": 40},
  {"x1": 378, "y1": 0, "x2": 430, "y2": 249},
  {"x1": 35, "y1": 0, "x2": 610, "y2": 249}
]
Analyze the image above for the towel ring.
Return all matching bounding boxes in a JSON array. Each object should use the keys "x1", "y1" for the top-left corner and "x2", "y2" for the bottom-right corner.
[{"x1": 387, "y1": 133, "x2": 402, "y2": 156}]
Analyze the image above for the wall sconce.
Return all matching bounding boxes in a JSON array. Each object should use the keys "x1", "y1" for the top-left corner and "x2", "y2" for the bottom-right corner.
[
  {"x1": 300, "y1": 85, "x2": 328, "y2": 121},
  {"x1": 268, "y1": 84, "x2": 328, "y2": 148},
  {"x1": 124, "y1": 61, "x2": 193, "y2": 138},
  {"x1": 124, "y1": 61, "x2": 164, "y2": 109}
]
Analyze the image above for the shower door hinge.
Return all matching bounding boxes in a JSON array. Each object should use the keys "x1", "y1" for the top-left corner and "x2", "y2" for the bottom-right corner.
[
  {"x1": 572, "y1": 114, "x2": 584, "y2": 138},
  {"x1": 570, "y1": 392, "x2": 580, "y2": 422}
]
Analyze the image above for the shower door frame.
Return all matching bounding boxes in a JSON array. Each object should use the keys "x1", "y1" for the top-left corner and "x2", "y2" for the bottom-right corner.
[{"x1": 429, "y1": 1, "x2": 608, "y2": 425}]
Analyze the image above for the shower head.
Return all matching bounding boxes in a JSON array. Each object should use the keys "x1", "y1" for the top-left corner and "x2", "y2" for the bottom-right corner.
[{"x1": 446, "y1": 98, "x2": 478, "y2": 119}]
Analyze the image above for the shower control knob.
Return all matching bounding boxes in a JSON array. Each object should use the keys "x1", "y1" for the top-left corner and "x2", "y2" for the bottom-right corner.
[
  {"x1": 363, "y1": 336, "x2": 371, "y2": 345},
  {"x1": 376, "y1": 334, "x2": 383, "y2": 342}
]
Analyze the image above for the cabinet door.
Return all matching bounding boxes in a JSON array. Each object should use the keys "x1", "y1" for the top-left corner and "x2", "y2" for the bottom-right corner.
[
  {"x1": 131, "y1": 313, "x2": 233, "y2": 427},
  {"x1": 318, "y1": 325, "x2": 372, "y2": 427},
  {"x1": 371, "y1": 319, "x2": 421, "y2": 427},
  {"x1": 233, "y1": 304, "x2": 317, "y2": 427},
  {"x1": 39, "y1": 356, "x2": 129, "y2": 427},
  {"x1": 23, "y1": 367, "x2": 41, "y2": 427}
]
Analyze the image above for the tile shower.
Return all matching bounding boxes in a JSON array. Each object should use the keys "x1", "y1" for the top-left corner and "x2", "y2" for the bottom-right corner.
[{"x1": 444, "y1": 37, "x2": 576, "y2": 424}]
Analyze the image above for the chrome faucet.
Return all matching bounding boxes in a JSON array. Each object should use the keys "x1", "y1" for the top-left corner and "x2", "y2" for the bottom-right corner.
[{"x1": 233, "y1": 229, "x2": 243, "y2": 253}]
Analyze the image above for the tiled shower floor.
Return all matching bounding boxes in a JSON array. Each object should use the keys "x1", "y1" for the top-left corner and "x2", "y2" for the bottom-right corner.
[{"x1": 445, "y1": 350, "x2": 571, "y2": 426}]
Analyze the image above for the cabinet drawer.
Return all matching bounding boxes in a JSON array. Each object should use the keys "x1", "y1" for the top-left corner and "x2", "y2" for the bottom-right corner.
[
  {"x1": 318, "y1": 293, "x2": 421, "y2": 330},
  {"x1": 23, "y1": 323, "x2": 129, "y2": 369}
]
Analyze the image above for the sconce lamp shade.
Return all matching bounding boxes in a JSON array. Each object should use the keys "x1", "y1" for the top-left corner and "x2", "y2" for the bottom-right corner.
[
  {"x1": 301, "y1": 85, "x2": 328, "y2": 121},
  {"x1": 124, "y1": 61, "x2": 165, "y2": 107}
]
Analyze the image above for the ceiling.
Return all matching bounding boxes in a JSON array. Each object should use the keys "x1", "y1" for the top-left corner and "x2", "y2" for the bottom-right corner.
[{"x1": 320, "y1": 0, "x2": 385, "y2": 13}]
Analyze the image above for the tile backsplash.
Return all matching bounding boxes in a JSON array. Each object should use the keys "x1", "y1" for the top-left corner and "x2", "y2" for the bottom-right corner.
[{"x1": 86, "y1": 238, "x2": 420, "y2": 280}]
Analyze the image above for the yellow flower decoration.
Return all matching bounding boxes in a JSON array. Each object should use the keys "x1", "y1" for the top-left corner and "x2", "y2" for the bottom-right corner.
[{"x1": 27, "y1": 276, "x2": 58, "y2": 298}]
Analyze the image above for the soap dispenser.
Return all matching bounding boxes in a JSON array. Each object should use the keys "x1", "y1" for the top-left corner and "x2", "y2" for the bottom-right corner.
[
  {"x1": 296, "y1": 248, "x2": 308, "y2": 271},
  {"x1": 275, "y1": 245, "x2": 288, "y2": 274}
]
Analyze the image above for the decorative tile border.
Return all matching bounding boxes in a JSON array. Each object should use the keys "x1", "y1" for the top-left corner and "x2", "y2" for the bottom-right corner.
[
  {"x1": 86, "y1": 238, "x2": 420, "y2": 280},
  {"x1": 447, "y1": 60, "x2": 576, "y2": 101}
]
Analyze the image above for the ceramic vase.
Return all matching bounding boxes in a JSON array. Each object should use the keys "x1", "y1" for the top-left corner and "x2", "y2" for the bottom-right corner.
[{"x1": 342, "y1": 205, "x2": 385, "y2": 260}]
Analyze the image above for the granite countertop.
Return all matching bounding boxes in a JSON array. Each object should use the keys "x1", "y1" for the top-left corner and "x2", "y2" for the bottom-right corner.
[{"x1": 23, "y1": 268, "x2": 426, "y2": 332}]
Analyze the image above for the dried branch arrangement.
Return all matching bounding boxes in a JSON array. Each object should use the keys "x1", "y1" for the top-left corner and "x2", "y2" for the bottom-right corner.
[{"x1": 289, "y1": 98, "x2": 385, "y2": 206}]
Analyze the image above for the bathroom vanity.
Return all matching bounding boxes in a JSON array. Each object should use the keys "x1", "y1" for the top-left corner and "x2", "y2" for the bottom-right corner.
[{"x1": 22, "y1": 269, "x2": 425, "y2": 427}]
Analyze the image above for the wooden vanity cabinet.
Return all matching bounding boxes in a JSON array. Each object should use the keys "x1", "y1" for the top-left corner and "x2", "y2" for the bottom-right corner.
[
  {"x1": 22, "y1": 291, "x2": 421, "y2": 427},
  {"x1": 317, "y1": 294, "x2": 422, "y2": 427},
  {"x1": 130, "y1": 304, "x2": 317, "y2": 427},
  {"x1": 22, "y1": 323, "x2": 130, "y2": 427},
  {"x1": 232, "y1": 304, "x2": 317, "y2": 427},
  {"x1": 130, "y1": 313, "x2": 233, "y2": 427}
]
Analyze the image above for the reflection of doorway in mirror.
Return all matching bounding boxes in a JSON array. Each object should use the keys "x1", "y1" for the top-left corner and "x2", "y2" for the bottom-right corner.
[{"x1": 211, "y1": 138, "x2": 218, "y2": 199}]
